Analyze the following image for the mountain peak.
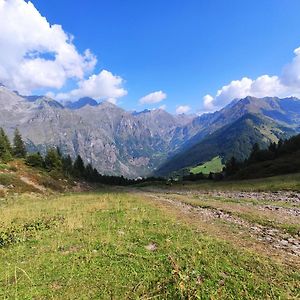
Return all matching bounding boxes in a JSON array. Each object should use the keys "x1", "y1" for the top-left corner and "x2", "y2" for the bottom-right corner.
[
  {"x1": 35, "y1": 97, "x2": 64, "y2": 109},
  {"x1": 0, "y1": 85, "x2": 25, "y2": 108},
  {"x1": 132, "y1": 109, "x2": 151, "y2": 116},
  {"x1": 98, "y1": 100, "x2": 117, "y2": 109},
  {"x1": 65, "y1": 97, "x2": 98, "y2": 110}
]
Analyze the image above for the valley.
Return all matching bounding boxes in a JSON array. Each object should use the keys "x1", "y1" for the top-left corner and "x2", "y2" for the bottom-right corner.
[
  {"x1": 2, "y1": 1, "x2": 300, "y2": 298},
  {"x1": 1, "y1": 85, "x2": 300, "y2": 178}
]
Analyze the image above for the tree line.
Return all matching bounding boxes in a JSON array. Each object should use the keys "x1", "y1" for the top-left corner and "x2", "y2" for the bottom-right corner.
[
  {"x1": 0, "y1": 127, "x2": 164, "y2": 186},
  {"x1": 181, "y1": 133, "x2": 300, "y2": 181},
  {"x1": 27, "y1": 149, "x2": 165, "y2": 185},
  {"x1": 224, "y1": 134, "x2": 300, "y2": 178}
]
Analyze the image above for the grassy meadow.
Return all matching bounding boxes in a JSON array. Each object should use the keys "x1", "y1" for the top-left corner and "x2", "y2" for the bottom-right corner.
[
  {"x1": 162, "y1": 172, "x2": 300, "y2": 192},
  {"x1": 190, "y1": 156, "x2": 224, "y2": 175},
  {"x1": 1, "y1": 188, "x2": 300, "y2": 299}
]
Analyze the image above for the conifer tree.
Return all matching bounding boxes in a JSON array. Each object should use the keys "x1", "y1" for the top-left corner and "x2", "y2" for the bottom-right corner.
[
  {"x1": 84, "y1": 163, "x2": 94, "y2": 181},
  {"x1": 73, "y1": 155, "x2": 85, "y2": 178},
  {"x1": 224, "y1": 156, "x2": 239, "y2": 176},
  {"x1": 44, "y1": 148, "x2": 62, "y2": 171},
  {"x1": 13, "y1": 128, "x2": 27, "y2": 158},
  {"x1": 0, "y1": 128, "x2": 12, "y2": 153},
  {"x1": 25, "y1": 152, "x2": 44, "y2": 168},
  {"x1": 248, "y1": 143, "x2": 260, "y2": 164},
  {"x1": 62, "y1": 154, "x2": 73, "y2": 176},
  {"x1": 0, "y1": 128, "x2": 12, "y2": 162}
]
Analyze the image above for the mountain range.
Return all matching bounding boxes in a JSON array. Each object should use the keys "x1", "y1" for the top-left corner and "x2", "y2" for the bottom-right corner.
[{"x1": 0, "y1": 85, "x2": 300, "y2": 178}]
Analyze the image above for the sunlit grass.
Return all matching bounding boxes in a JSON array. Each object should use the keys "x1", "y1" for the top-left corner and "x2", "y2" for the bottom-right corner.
[
  {"x1": 1, "y1": 191, "x2": 299, "y2": 299},
  {"x1": 190, "y1": 156, "x2": 224, "y2": 175}
]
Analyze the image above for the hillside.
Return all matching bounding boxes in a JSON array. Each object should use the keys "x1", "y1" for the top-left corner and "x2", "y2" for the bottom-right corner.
[
  {"x1": 235, "y1": 150, "x2": 300, "y2": 179},
  {"x1": 170, "y1": 96, "x2": 300, "y2": 153},
  {"x1": 0, "y1": 160, "x2": 76, "y2": 196},
  {"x1": 230, "y1": 133, "x2": 300, "y2": 179},
  {"x1": 190, "y1": 156, "x2": 224, "y2": 175},
  {"x1": 155, "y1": 113, "x2": 297, "y2": 176}
]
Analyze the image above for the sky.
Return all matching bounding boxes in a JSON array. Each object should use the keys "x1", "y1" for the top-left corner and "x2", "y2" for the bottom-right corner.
[{"x1": 1, "y1": 0, "x2": 300, "y2": 114}]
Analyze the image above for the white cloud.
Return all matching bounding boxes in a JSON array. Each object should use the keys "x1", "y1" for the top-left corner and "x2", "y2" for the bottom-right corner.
[
  {"x1": 54, "y1": 70, "x2": 127, "y2": 102},
  {"x1": 0, "y1": 0, "x2": 98, "y2": 94},
  {"x1": 159, "y1": 104, "x2": 167, "y2": 110},
  {"x1": 176, "y1": 105, "x2": 191, "y2": 114},
  {"x1": 0, "y1": 0, "x2": 127, "y2": 104},
  {"x1": 203, "y1": 46, "x2": 300, "y2": 111},
  {"x1": 203, "y1": 94, "x2": 214, "y2": 111},
  {"x1": 139, "y1": 91, "x2": 167, "y2": 104},
  {"x1": 106, "y1": 98, "x2": 118, "y2": 105}
]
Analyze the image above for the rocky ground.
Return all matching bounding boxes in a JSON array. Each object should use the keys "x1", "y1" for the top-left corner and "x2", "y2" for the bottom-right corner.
[
  {"x1": 137, "y1": 188, "x2": 300, "y2": 259},
  {"x1": 163, "y1": 189, "x2": 300, "y2": 203}
]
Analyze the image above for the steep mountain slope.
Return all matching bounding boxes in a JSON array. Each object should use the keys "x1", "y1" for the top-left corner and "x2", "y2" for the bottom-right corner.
[
  {"x1": 155, "y1": 113, "x2": 297, "y2": 176},
  {"x1": 171, "y1": 96, "x2": 300, "y2": 153},
  {"x1": 1, "y1": 85, "x2": 300, "y2": 178},
  {"x1": 234, "y1": 134, "x2": 300, "y2": 179},
  {"x1": 0, "y1": 86, "x2": 192, "y2": 177}
]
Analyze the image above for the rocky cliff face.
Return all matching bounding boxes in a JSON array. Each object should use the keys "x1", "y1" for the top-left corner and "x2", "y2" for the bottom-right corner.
[{"x1": 0, "y1": 86, "x2": 194, "y2": 177}]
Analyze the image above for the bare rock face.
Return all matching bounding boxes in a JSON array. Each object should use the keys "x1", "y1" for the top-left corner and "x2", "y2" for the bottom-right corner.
[{"x1": 0, "y1": 86, "x2": 194, "y2": 177}]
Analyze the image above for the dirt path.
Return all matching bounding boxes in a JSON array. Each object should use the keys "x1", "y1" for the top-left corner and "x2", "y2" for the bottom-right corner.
[
  {"x1": 140, "y1": 191, "x2": 300, "y2": 257},
  {"x1": 20, "y1": 176, "x2": 46, "y2": 192}
]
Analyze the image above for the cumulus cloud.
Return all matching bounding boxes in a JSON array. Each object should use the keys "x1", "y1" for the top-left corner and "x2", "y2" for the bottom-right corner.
[
  {"x1": 176, "y1": 105, "x2": 191, "y2": 114},
  {"x1": 0, "y1": 0, "x2": 98, "y2": 94},
  {"x1": 203, "y1": 94, "x2": 214, "y2": 111},
  {"x1": 0, "y1": 0, "x2": 127, "y2": 103},
  {"x1": 203, "y1": 46, "x2": 300, "y2": 111},
  {"x1": 139, "y1": 91, "x2": 167, "y2": 105},
  {"x1": 53, "y1": 70, "x2": 127, "y2": 102},
  {"x1": 159, "y1": 104, "x2": 167, "y2": 110}
]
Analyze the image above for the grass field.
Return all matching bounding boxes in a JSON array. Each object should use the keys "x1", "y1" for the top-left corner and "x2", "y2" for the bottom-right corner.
[
  {"x1": 1, "y1": 185, "x2": 300, "y2": 299},
  {"x1": 162, "y1": 172, "x2": 300, "y2": 192},
  {"x1": 190, "y1": 156, "x2": 224, "y2": 175}
]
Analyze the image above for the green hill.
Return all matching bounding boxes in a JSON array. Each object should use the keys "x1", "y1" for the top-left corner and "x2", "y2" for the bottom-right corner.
[
  {"x1": 231, "y1": 133, "x2": 300, "y2": 179},
  {"x1": 156, "y1": 113, "x2": 296, "y2": 177},
  {"x1": 190, "y1": 156, "x2": 224, "y2": 174}
]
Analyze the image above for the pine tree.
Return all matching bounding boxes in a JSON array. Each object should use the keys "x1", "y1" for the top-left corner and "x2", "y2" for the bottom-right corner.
[
  {"x1": 92, "y1": 168, "x2": 100, "y2": 182},
  {"x1": 248, "y1": 143, "x2": 260, "y2": 164},
  {"x1": 0, "y1": 128, "x2": 12, "y2": 153},
  {"x1": 13, "y1": 128, "x2": 27, "y2": 158},
  {"x1": 44, "y1": 148, "x2": 62, "y2": 171},
  {"x1": 62, "y1": 154, "x2": 73, "y2": 176},
  {"x1": 84, "y1": 163, "x2": 94, "y2": 181},
  {"x1": 0, "y1": 128, "x2": 12, "y2": 162},
  {"x1": 73, "y1": 155, "x2": 85, "y2": 178},
  {"x1": 224, "y1": 156, "x2": 240, "y2": 176},
  {"x1": 25, "y1": 152, "x2": 44, "y2": 168}
]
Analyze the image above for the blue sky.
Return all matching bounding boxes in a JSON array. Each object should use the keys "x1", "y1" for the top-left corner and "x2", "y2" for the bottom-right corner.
[{"x1": 2, "y1": 0, "x2": 300, "y2": 113}]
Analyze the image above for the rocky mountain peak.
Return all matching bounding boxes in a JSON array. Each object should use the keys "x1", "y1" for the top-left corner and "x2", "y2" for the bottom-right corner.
[
  {"x1": 35, "y1": 97, "x2": 64, "y2": 109},
  {"x1": 65, "y1": 97, "x2": 98, "y2": 110}
]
